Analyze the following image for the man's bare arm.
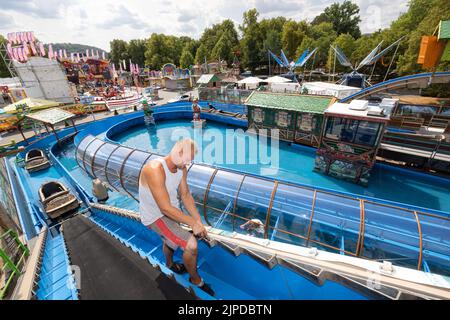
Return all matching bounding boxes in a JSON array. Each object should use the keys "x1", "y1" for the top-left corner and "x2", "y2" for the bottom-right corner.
[
  {"x1": 142, "y1": 162, "x2": 195, "y2": 227},
  {"x1": 178, "y1": 167, "x2": 202, "y2": 223}
]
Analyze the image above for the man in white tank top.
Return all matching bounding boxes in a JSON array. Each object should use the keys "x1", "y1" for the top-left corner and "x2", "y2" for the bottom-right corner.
[{"x1": 139, "y1": 138, "x2": 214, "y2": 296}]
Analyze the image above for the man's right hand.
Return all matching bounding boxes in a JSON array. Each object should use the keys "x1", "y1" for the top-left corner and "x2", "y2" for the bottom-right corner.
[{"x1": 191, "y1": 221, "x2": 208, "y2": 239}]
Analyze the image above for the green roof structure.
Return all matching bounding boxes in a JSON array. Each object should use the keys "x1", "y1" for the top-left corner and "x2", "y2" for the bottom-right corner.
[
  {"x1": 438, "y1": 20, "x2": 450, "y2": 40},
  {"x1": 196, "y1": 74, "x2": 220, "y2": 84},
  {"x1": 245, "y1": 91, "x2": 334, "y2": 114}
]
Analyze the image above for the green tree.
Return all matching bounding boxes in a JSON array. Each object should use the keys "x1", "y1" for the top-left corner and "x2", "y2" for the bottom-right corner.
[
  {"x1": 327, "y1": 33, "x2": 356, "y2": 72},
  {"x1": 180, "y1": 48, "x2": 194, "y2": 69},
  {"x1": 297, "y1": 22, "x2": 337, "y2": 68},
  {"x1": 322, "y1": 1, "x2": 361, "y2": 38},
  {"x1": 347, "y1": 0, "x2": 449, "y2": 77},
  {"x1": 195, "y1": 44, "x2": 208, "y2": 65},
  {"x1": 144, "y1": 33, "x2": 194, "y2": 69},
  {"x1": 395, "y1": 0, "x2": 450, "y2": 74},
  {"x1": 296, "y1": 36, "x2": 317, "y2": 71},
  {"x1": 211, "y1": 33, "x2": 234, "y2": 63},
  {"x1": 263, "y1": 29, "x2": 282, "y2": 54},
  {"x1": 239, "y1": 8, "x2": 264, "y2": 70},
  {"x1": 260, "y1": 17, "x2": 286, "y2": 57},
  {"x1": 282, "y1": 20, "x2": 308, "y2": 60},
  {"x1": 196, "y1": 19, "x2": 239, "y2": 65},
  {"x1": 127, "y1": 39, "x2": 146, "y2": 67},
  {"x1": 145, "y1": 33, "x2": 171, "y2": 69},
  {"x1": 182, "y1": 40, "x2": 199, "y2": 59},
  {"x1": 311, "y1": 12, "x2": 329, "y2": 26},
  {"x1": 0, "y1": 35, "x2": 10, "y2": 78},
  {"x1": 110, "y1": 39, "x2": 129, "y2": 67}
]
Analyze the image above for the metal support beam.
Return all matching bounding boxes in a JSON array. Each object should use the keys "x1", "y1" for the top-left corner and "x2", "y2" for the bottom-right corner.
[{"x1": 264, "y1": 181, "x2": 279, "y2": 239}]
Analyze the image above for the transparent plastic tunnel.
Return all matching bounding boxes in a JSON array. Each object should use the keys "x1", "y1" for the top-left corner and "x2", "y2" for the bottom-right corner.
[{"x1": 76, "y1": 135, "x2": 450, "y2": 276}]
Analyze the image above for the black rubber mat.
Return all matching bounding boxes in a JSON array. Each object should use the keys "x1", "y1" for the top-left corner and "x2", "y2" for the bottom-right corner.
[{"x1": 62, "y1": 214, "x2": 195, "y2": 300}]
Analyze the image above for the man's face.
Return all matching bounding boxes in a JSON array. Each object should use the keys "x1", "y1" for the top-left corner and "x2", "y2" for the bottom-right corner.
[{"x1": 173, "y1": 146, "x2": 196, "y2": 169}]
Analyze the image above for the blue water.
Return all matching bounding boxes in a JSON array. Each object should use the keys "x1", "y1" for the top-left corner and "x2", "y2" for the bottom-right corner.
[{"x1": 113, "y1": 119, "x2": 450, "y2": 213}]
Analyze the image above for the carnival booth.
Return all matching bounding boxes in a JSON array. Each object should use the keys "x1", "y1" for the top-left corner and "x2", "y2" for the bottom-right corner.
[
  {"x1": 161, "y1": 63, "x2": 191, "y2": 90},
  {"x1": 314, "y1": 100, "x2": 389, "y2": 186},
  {"x1": 245, "y1": 92, "x2": 335, "y2": 146},
  {"x1": 148, "y1": 70, "x2": 164, "y2": 88}
]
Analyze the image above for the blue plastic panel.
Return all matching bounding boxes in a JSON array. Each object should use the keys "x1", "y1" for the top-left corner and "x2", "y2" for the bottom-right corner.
[
  {"x1": 205, "y1": 170, "x2": 243, "y2": 229},
  {"x1": 419, "y1": 213, "x2": 450, "y2": 276},
  {"x1": 268, "y1": 183, "x2": 315, "y2": 246},
  {"x1": 187, "y1": 164, "x2": 215, "y2": 204},
  {"x1": 310, "y1": 193, "x2": 361, "y2": 254},
  {"x1": 75, "y1": 135, "x2": 95, "y2": 168},
  {"x1": 91, "y1": 143, "x2": 118, "y2": 181},
  {"x1": 362, "y1": 203, "x2": 420, "y2": 268},
  {"x1": 105, "y1": 147, "x2": 133, "y2": 191},
  {"x1": 122, "y1": 150, "x2": 153, "y2": 196},
  {"x1": 234, "y1": 177, "x2": 275, "y2": 237},
  {"x1": 83, "y1": 139, "x2": 105, "y2": 176}
]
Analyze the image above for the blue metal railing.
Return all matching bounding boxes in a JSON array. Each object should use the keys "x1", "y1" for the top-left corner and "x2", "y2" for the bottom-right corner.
[{"x1": 340, "y1": 72, "x2": 450, "y2": 102}]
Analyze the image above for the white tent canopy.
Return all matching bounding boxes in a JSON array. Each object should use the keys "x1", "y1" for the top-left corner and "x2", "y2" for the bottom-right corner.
[
  {"x1": 301, "y1": 81, "x2": 360, "y2": 99},
  {"x1": 265, "y1": 76, "x2": 291, "y2": 83},
  {"x1": 237, "y1": 77, "x2": 263, "y2": 84}
]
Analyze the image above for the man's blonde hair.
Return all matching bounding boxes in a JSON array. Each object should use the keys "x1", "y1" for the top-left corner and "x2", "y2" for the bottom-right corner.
[{"x1": 171, "y1": 138, "x2": 198, "y2": 156}]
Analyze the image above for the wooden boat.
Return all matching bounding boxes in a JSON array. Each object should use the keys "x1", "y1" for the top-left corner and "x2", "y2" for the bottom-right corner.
[
  {"x1": 25, "y1": 149, "x2": 50, "y2": 172},
  {"x1": 39, "y1": 181, "x2": 80, "y2": 219}
]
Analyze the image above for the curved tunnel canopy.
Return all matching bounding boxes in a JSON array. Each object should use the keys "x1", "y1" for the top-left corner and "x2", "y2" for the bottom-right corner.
[{"x1": 75, "y1": 134, "x2": 450, "y2": 276}]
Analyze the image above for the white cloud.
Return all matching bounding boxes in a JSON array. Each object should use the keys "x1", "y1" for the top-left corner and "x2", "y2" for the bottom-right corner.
[
  {"x1": 96, "y1": 5, "x2": 150, "y2": 30},
  {"x1": 251, "y1": 0, "x2": 306, "y2": 14},
  {"x1": 2, "y1": 0, "x2": 74, "y2": 19},
  {"x1": 0, "y1": 12, "x2": 16, "y2": 28},
  {"x1": 355, "y1": 0, "x2": 409, "y2": 32},
  {"x1": 0, "y1": 0, "x2": 408, "y2": 51}
]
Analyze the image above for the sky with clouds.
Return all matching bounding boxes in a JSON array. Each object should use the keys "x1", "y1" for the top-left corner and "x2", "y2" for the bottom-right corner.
[{"x1": 0, "y1": 0, "x2": 409, "y2": 52}]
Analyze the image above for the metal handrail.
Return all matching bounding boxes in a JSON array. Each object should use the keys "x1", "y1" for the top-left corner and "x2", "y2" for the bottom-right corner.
[{"x1": 0, "y1": 229, "x2": 29, "y2": 299}]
